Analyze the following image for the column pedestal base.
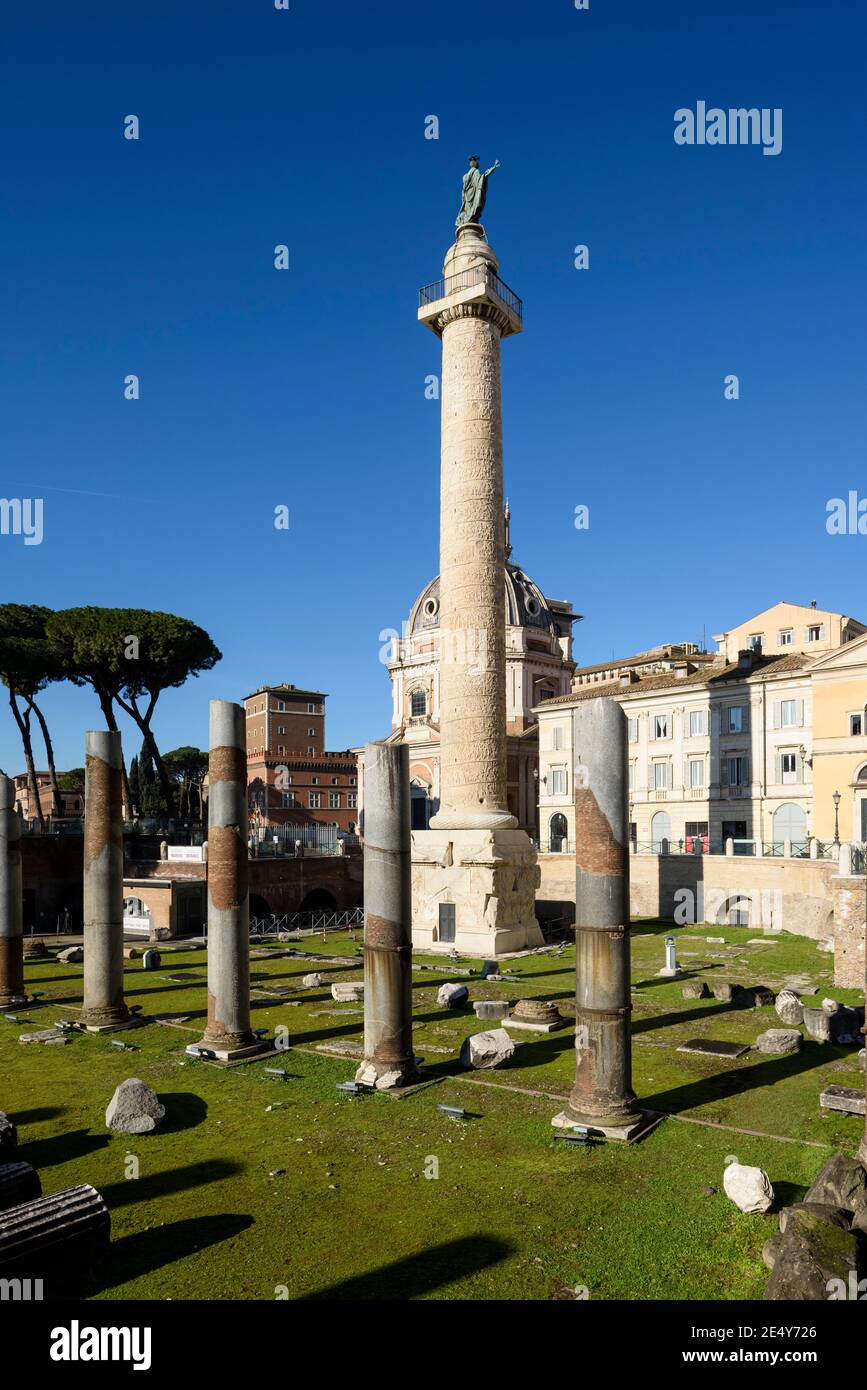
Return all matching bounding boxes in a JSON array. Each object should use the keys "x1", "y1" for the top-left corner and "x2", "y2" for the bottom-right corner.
[
  {"x1": 411, "y1": 826, "x2": 543, "y2": 957},
  {"x1": 551, "y1": 1109, "x2": 653, "y2": 1143},
  {"x1": 355, "y1": 1059, "x2": 420, "y2": 1091},
  {"x1": 81, "y1": 1015, "x2": 147, "y2": 1034}
]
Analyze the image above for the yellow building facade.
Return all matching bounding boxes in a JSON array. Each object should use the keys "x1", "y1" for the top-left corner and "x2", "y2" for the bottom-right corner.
[{"x1": 809, "y1": 631, "x2": 867, "y2": 844}]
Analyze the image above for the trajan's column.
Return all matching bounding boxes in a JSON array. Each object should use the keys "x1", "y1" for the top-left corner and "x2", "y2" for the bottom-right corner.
[{"x1": 412, "y1": 157, "x2": 542, "y2": 955}]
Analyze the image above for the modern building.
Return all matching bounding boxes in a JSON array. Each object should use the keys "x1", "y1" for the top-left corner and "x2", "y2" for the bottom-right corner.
[
  {"x1": 243, "y1": 683, "x2": 358, "y2": 834},
  {"x1": 377, "y1": 512, "x2": 579, "y2": 838}
]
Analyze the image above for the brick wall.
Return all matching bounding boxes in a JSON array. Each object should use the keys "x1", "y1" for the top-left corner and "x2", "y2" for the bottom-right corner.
[{"x1": 831, "y1": 874, "x2": 866, "y2": 989}]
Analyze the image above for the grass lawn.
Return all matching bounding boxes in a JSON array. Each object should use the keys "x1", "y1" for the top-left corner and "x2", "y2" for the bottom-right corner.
[{"x1": 2, "y1": 920, "x2": 864, "y2": 1301}]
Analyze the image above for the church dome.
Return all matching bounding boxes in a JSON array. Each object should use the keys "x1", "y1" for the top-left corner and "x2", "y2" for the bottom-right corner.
[{"x1": 408, "y1": 563, "x2": 557, "y2": 636}]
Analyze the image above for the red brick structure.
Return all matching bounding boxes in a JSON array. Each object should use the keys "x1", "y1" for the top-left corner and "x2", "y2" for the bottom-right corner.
[
  {"x1": 244, "y1": 683, "x2": 359, "y2": 833},
  {"x1": 13, "y1": 773, "x2": 83, "y2": 822}
]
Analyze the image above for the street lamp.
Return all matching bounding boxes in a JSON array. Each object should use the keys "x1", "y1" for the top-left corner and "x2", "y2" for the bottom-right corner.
[{"x1": 832, "y1": 789, "x2": 841, "y2": 846}]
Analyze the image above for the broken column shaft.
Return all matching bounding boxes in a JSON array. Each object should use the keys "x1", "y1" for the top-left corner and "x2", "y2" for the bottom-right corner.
[
  {"x1": 559, "y1": 697, "x2": 642, "y2": 1135},
  {"x1": 81, "y1": 730, "x2": 130, "y2": 1028},
  {"x1": 0, "y1": 773, "x2": 25, "y2": 1008},
  {"x1": 356, "y1": 742, "x2": 416, "y2": 1089},
  {"x1": 0, "y1": 1183, "x2": 109, "y2": 1268},
  {"x1": 200, "y1": 701, "x2": 256, "y2": 1056}
]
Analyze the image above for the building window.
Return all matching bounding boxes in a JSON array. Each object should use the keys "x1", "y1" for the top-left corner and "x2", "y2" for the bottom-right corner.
[
  {"x1": 728, "y1": 756, "x2": 747, "y2": 787},
  {"x1": 410, "y1": 690, "x2": 426, "y2": 717},
  {"x1": 309, "y1": 792, "x2": 320, "y2": 809},
  {"x1": 781, "y1": 752, "x2": 797, "y2": 784},
  {"x1": 329, "y1": 792, "x2": 341, "y2": 809},
  {"x1": 653, "y1": 714, "x2": 670, "y2": 741},
  {"x1": 307, "y1": 746, "x2": 314, "y2": 754},
  {"x1": 627, "y1": 718, "x2": 638, "y2": 742},
  {"x1": 689, "y1": 759, "x2": 704, "y2": 788},
  {"x1": 807, "y1": 625, "x2": 824, "y2": 642},
  {"x1": 552, "y1": 726, "x2": 563, "y2": 750},
  {"x1": 781, "y1": 700, "x2": 797, "y2": 727},
  {"x1": 550, "y1": 769, "x2": 567, "y2": 795},
  {"x1": 308, "y1": 703, "x2": 316, "y2": 713},
  {"x1": 308, "y1": 727, "x2": 316, "y2": 736},
  {"x1": 748, "y1": 634, "x2": 763, "y2": 651},
  {"x1": 849, "y1": 713, "x2": 863, "y2": 737},
  {"x1": 278, "y1": 725, "x2": 285, "y2": 734},
  {"x1": 311, "y1": 777, "x2": 318, "y2": 785},
  {"x1": 348, "y1": 793, "x2": 357, "y2": 809},
  {"x1": 277, "y1": 701, "x2": 285, "y2": 712},
  {"x1": 653, "y1": 762, "x2": 670, "y2": 790},
  {"x1": 688, "y1": 710, "x2": 706, "y2": 737},
  {"x1": 350, "y1": 777, "x2": 356, "y2": 786},
  {"x1": 727, "y1": 706, "x2": 745, "y2": 733},
  {"x1": 277, "y1": 745, "x2": 285, "y2": 754},
  {"x1": 778, "y1": 630, "x2": 793, "y2": 647}
]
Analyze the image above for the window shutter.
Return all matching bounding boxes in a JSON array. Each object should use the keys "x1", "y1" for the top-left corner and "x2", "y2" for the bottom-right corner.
[
  {"x1": 774, "y1": 753, "x2": 781, "y2": 783},
  {"x1": 796, "y1": 699, "x2": 804, "y2": 727},
  {"x1": 795, "y1": 753, "x2": 803, "y2": 783},
  {"x1": 772, "y1": 702, "x2": 781, "y2": 730},
  {"x1": 647, "y1": 762, "x2": 653, "y2": 788},
  {"x1": 721, "y1": 758, "x2": 729, "y2": 786},
  {"x1": 682, "y1": 759, "x2": 689, "y2": 788},
  {"x1": 743, "y1": 755, "x2": 750, "y2": 783},
  {"x1": 820, "y1": 624, "x2": 826, "y2": 640},
  {"x1": 743, "y1": 705, "x2": 750, "y2": 732}
]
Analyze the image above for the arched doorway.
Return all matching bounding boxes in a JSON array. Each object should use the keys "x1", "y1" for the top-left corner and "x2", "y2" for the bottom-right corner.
[
  {"x1": 299, "y1": 888, "x2": 337, "y2": 911},
  {"x1": 249, "y1": 893, "x2": 272, "y2": 920},
  {"x1": 549, "y1": 813, "x2": 568, "y2": 852},
  {"x1": 651, "y1": 811, "x2": 671, "y2": 852},
  {"x1": 772, "y1": 803, "x2": 806, "y2": 852}
]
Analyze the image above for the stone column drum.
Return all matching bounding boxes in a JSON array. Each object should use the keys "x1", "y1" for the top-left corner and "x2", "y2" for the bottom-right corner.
[
  {"x1": 356, "y1": 742, "x2": 417, "y2": 1090},
  {"x1": 412, "y1": 222, "x2": 542, "y2": 954},
  {"x1": 553, "y1": 698, "x2": 643, "y2": 1138},
  {"x1": 81, "y1": 730, "x2": 130, "y2": 1028},
  {"x1": 0, "y1": 773, "x2": 25, "y2": 1008},
  {"x1": 200, "y1": 701, "x2": 257, "y2": 1057}
]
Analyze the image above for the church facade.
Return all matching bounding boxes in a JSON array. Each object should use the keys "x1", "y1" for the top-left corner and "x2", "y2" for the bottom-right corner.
[{"x1": 380, "y1": 522, "x2": 579, "y2": 841}]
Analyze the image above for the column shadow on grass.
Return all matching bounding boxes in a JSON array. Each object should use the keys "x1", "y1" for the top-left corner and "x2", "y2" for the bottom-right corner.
[
  {"x1": 9, "y1": 1107, "x2": 65, "y2": 1125},
  {"x1": 77, "y1": 1214, "x2": 255, "y2": 1296},
  {"x1": 298, "y1": 1233, "x2": 514, "y2": 1300},
  {"x1": 642, "y1": 1042, "x2": 837, "y2": 1115},
  {"x1": 18, "y1": 1128, "x2": 111, "y2": 1170},
  {"x1": 99, "y1": 1158, "x2": 242, "y2": 1209}
]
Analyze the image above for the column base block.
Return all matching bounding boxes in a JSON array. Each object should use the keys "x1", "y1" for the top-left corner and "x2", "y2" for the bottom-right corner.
[
  {"x1": 82, "y1": 1015, "x2": 148, "y2": 1034},
  {"x1": 504, "y1": 1014, "x2": 568, "y2": 1033},
  {"x1": 192, "y1": 1039, "x2": 269, "y2": 1062},
  {"x1": 0, "y1": 994, "x2": 30, "y2": 1010},
  {"x1": 411, "y1": 826, "x2": 543, "y2": 957},
  {"x1": 551, "y1": 1109, "x2": 656, "y2": 1144},
  {"x1": 355, "y1": 1059, "x2": 420, "y2": 1091}
]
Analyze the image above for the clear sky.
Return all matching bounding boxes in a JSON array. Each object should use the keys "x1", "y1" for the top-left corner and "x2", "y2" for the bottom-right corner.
[{"x1": 2, "y1": 0, "x2": 864, "y2": 774}]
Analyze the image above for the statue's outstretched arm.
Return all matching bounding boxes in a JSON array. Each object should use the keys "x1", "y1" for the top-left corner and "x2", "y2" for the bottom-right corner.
[{"x1": 484, "y1": 160, "x2": 500, "y2": 177}]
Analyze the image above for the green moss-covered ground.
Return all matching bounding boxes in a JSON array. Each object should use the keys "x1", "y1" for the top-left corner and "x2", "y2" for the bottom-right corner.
[{"x1": 2, "y1": 920, "x2": 863, "y2": 1300}]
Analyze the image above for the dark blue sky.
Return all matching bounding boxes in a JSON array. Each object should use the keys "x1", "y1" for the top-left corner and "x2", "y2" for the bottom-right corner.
[{"x1": 2, "y1": 0, "x2": 864, "y2": 772}]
